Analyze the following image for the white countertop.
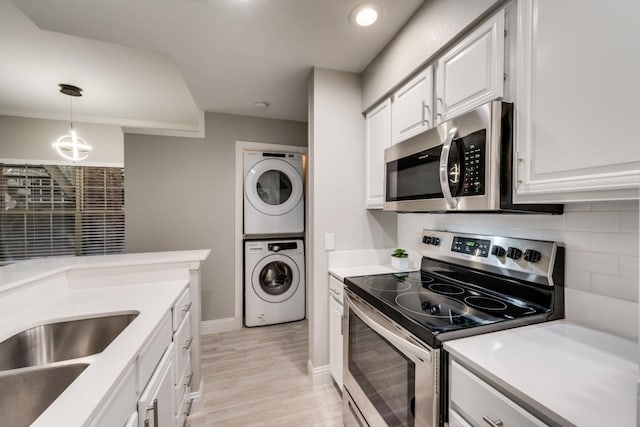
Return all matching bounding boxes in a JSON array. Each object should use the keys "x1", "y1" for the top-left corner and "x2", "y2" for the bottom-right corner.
[
  {"x1": 0, "y1": 251, "x2": 210, "y2": 426},
  {"x1": 0, "y1": 250, "x2": 210, "y2": 291},
  {"x1": 444, "y1": 320, "x2": 639, "y2": 427},
  {"x1": 328, "y1": 248, "x2": 420, "y2": 282}
]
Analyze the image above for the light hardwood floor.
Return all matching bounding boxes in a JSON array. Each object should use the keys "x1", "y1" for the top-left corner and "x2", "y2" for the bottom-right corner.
[{"x1": 189, "y1": 320, "x2": 343, "y2": 427}]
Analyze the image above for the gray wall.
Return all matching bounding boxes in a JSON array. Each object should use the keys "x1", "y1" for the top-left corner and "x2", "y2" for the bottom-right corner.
[
  {"x1": 362, "y1": 0, "x2": 502, "y2": 111},
  {"x1": 124, "y1": 112, "x2": 307, "y2": 321},
  {"x1": 307, "y1": 67, "x2": 397, "y2": 370},
  {"x1": 0, "y1": 115, "x2": 124, "y2": 166}
]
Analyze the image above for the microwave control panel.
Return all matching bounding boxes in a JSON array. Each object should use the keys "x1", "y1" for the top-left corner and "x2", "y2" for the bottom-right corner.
[{"x1": 459, "y1": 130, "x2": 486, "y2": 197}]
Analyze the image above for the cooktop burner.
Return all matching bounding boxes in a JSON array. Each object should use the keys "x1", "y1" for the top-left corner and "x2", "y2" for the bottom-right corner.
[
  {"x1": 395, "y1": 292, "x2": 469, "y2": 318},
  {"x1": 362, "y1": 276, "x2": 412, "y2": 292},
  {"x1": 464, "y1": 296, "x2": 507, "y2": 311},
  {"x1": 427, "y1": 283, "x2": 464, "y2": 295}
]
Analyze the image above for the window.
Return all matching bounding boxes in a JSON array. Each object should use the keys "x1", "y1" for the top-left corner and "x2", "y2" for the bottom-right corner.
[{"x1": 0, "y1": 164, "x2": 125, "y2": 264}]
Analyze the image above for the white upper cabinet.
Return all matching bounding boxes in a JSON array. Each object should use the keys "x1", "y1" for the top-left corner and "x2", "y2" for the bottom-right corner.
[
  {"x1": 514, "y1": 0, "x2": 640, "y2": 202},
  {"x1": 391, "y1": 66, "x2": 434, "y2": 144},
  {"x1": 365, "y1": 98, "x2": 392, "y2": 209},
  {"x1": 435, "y1": 10, "x2": 505, "y2": 123}
]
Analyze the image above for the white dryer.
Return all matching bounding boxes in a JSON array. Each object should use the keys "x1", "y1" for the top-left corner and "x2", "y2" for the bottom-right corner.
[
  {"x1": 244, "y1": 239, "x2": 305, "y2": 327},
  {"x1": 244, "y1": 151, "x2": 304, "y2": 235}
]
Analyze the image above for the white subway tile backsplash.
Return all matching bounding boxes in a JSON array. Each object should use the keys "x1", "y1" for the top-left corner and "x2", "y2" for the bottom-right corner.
[
  {"x1": 563, "y1": 203, "x2": 592, "y2": 212},
  {"x1": 566, "y1": 251, "x2": 618, "y2": 275},
  {"x1": 591, "y1": 273, "x2": 638, "y2": 303},
  {"x1": 541, "y1": 230, "x2": 590, "y2": 251},
  {"x1": 565, "y1": 211, "x2": 620, "y2": 232},
  {"x1": 590, "y1": 232, "x2": 639, "y2": 256},
  {"x1": 619, "y1": 255, "x2": 639, "y2": 279},
  {"x1": 590, "y1": 200, "x2": 639, "y2": 211},
  {"x1": 564, "y1": 269, "x2": 591, "y2": 291},
  {"x1": 620, "y1": 211, "x2": 639, "y2": 233},
  {"x1": 564, "y1": 288, "x2": 638, "y2": 341}
]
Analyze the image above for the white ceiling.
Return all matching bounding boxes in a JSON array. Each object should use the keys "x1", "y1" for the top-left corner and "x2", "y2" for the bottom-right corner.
[{"x1": 2, "y1": 0, "x2": 424, "y2": 133}]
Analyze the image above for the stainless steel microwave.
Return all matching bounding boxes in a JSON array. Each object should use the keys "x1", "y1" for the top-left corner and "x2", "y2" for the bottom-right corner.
[{"x1": 383, "y1": 101, "x2": 563, "y2": 214}]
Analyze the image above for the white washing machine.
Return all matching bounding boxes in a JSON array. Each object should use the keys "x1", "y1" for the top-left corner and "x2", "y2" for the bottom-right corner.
[
  {"x1": 244, "y1": 151, "x2": 304, "y2": 235},
  {"x1": 244, "y1": 239, "x2": 305, "y2": 327}
]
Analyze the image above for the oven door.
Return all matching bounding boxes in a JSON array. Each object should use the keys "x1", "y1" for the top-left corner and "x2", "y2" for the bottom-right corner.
[{"x1": 343, "y1": 290, "x2": 440, "y2": 427}]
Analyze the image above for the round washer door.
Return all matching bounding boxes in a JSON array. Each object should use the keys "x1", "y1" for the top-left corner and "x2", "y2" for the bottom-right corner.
[
  {"x1": 251, "y1": 254, "x2": 300, "y2": 303},
  {"x1": 245, "y1": 158, "x2": 303, "y2": 216}
]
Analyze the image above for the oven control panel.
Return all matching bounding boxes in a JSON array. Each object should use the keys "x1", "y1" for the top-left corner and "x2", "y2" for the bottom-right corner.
[{"x1": 420, "y1": 230, "x2": 561, "y2": 287}]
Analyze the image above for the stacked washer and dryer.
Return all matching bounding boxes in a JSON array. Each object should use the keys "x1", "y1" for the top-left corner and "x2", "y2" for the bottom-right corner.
[{"x1": 243, "y1": 151, "x2": 305, "y2": 327}]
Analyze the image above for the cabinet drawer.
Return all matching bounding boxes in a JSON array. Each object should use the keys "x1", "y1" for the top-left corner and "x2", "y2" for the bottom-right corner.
[
  {"x1": 450, "y1": 360, "x2": 546, "y2": 427},
  {"x1": 137, "y1": 312, "x2": 172, "y2": 393},
  {"x1": 175, "y1": 354, "x2": 193, "y2": 407},
  {"x1": 174, "y1": 311, "x2": 192, "y2": 385},
  {"x1": 329, "y1": 275, "x2": 343, "y2": 303},
  {"x1": 176, "y1": 388, "x2": 194, "y2": 427},
  {"x1": 172, "y1": 287, "x2": 192, "y2": 332}
]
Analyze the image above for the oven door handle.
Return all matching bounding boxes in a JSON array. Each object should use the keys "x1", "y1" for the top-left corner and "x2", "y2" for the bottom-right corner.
[
  {"x1": 439, "y1": 126, "x2": 459, "y2": 209},
  {"x1": 348, "y1": 295, "x2": 432, "y2": 363}
]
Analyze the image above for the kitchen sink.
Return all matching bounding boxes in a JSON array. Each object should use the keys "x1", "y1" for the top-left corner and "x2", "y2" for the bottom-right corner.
[
  {"x1": 0, "y1": 362, "x2": 89, "y2": 427},
  {"x1": 0, "y1": 312, "x2": 139, "y2": 371}
]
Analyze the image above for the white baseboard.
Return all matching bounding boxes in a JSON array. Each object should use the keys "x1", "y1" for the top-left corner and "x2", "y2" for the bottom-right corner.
[
  {"x1": 200, "y1": 317, "x2": 243, "y2": 335},
  {"x1": 307, "y1": 359, "x2": 332, "y2": 386},
  {"x1": 188, "y1": 379, "x2": 205, "y2": 415}
]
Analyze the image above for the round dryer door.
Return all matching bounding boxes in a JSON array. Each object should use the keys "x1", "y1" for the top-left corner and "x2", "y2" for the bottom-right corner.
[
  {"x1": 245, "y1": 158, "x2": 303, "y2": 216},
  {"x1": 252, "y1": 254, "x2": 300, "y2": 303}
]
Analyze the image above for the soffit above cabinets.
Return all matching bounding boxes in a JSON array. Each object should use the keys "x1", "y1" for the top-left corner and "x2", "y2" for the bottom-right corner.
[{"x1": 6, "y1": 0, "x2": 424, "y2": 128}]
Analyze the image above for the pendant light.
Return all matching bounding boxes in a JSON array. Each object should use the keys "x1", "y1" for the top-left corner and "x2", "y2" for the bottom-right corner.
[{"x1": 53, "y1": 83, "x2": 92, "y2": 162}]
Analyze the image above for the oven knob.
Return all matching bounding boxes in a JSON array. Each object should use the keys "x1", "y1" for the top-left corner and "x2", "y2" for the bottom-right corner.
[
  {"x1": 524, "y1": 249, "x2": 542, "y2": 263},
  {"x1": 422, "y1": 236, "x2": 432, "y2": 244},
  {"x1": 421, "y1": 301, "x2": 431, "y2": 311},
  {"x1": 491, "y1": 245, "x2": 506, "y2": 257},
  {"x1": 506, "y1": 247, "x2": 523, "y2": 260},
  {"x1": 431, "y1": 237, "x2": 441, "y2": 246}
]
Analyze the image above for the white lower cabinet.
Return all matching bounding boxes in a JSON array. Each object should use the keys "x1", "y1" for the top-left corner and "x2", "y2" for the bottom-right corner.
[
  {"x1": 328, "y1": 275, "x2": 343, "y2": 389},
  {"x1": 449, "y1": 360, "x2": 546, "y2": 427},
  {"x1": 138, "y1": 343, "x2": 176, "y2": 427},
  {"x1": 86, "y1": 285, "x2": 196, "y2": 427}
]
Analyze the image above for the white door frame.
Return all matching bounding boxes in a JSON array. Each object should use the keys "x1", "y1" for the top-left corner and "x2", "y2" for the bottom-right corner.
[{"x1": 234, "y1": 141, "x2": 307, "y2": 328}]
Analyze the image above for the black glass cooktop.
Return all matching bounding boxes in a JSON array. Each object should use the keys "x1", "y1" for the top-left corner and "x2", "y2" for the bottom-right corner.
[{"x1": 345, "y1": 259, "x2": 554, "y2": 347}]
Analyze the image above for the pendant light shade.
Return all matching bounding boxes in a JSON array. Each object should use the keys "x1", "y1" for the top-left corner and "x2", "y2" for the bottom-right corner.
[{"x1": 53, "y1": 84, "x2": 92, "y2": 162}]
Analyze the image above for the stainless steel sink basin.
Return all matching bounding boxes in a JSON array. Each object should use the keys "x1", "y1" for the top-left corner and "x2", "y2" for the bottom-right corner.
[
  {"x1": 0, "y1": 312, "x2": 139, "y2": 370},
  {"x1": 0, "y1": 363, "x2": 89, "y2": 427}
]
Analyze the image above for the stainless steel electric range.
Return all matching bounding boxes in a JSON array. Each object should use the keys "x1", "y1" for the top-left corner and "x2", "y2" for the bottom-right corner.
[{"x1": 342, "y1": 230, "x2": 564, "y2": 427}]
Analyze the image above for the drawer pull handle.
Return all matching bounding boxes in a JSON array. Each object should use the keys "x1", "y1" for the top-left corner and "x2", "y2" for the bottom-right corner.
[
  {"x1": 184, "y1": 372, "x2": 194, "y2": 388},
  {"x1": 146, "y1": 398, "x2": 159, "y2": 427},
  {"x1": 181, "y1": 302, "x2": 192, "y2": 313},
  {"x1": 482, "y1": 415, "x2": 504, "y2": 427},
  {"x1": 184, "y1": 398, "x2": 194, "y2": 416},
  {"x1": 183, "y1": 337, "x2": 193, "y2": 350}
]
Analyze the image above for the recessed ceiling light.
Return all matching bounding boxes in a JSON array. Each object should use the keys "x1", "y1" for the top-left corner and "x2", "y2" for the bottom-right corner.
[
  {"x1": 350, "y1": 4, "x2": 379, "y2": 27},
  {"x1": 254, "y1": 101, "x2": 269, "y2": 109}
]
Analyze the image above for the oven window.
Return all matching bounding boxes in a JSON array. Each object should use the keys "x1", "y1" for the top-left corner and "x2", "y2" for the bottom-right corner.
[
  {"x1": 386, "y1": 146, "x2": 443, "y2": 202},
  {"x1": 348, "y1": 311, "x2": 415, "y2": 427}
]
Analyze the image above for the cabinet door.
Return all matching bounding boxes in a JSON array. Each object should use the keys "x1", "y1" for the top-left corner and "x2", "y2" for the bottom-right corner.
[
  {"x1": 514, "y1": 0, "x2": 640, "y2": 202},
  {"x1": 392, "y1": 66, "x2": 434, "y2": 144},
  {"x1": 138, "y1": 343, "x2": 176, "y2": 427},
  {"x1": 365, "y1": 98, "x2": 392, "y2": 209},
  {"x1": 328, "y1": 295, "x2": 343, "y2": 389},
  {"x1": 435, "y1": 10, "x2": 504, "y2": 123}
]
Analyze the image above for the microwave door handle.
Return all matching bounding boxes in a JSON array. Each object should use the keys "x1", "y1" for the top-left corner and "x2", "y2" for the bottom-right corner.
[
  {"x1": 439, "y1": 127, "x2": 459, "y2": 209},
  {"x1": 348, "y1": 295, "x2": 432, "y2": 363}
]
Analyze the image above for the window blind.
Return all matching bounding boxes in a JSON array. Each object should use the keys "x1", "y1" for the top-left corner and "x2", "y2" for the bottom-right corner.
[{"x1": 0, "y1": 164, "x2": 125, "y2": 264}]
